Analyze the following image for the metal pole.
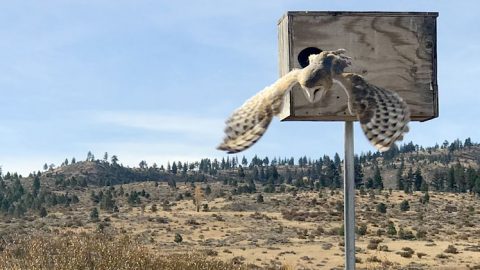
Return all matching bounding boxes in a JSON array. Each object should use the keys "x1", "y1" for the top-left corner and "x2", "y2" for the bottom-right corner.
[{"x1": 344, "y1": 121, "x2": 355, "y2": 270}]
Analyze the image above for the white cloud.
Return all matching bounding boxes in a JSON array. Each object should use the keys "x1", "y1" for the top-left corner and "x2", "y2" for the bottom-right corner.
[
  {"x1": 86, "y1": 111, "x2": 228, "y2": 167},
  {"x1": 94, "y1": 111, "x2": 225, "y2": 139}
]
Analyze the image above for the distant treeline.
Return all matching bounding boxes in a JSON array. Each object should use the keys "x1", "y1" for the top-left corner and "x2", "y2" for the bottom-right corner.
[{"x1": 0, "y1": 138, "x2": 479, "y2": 218}]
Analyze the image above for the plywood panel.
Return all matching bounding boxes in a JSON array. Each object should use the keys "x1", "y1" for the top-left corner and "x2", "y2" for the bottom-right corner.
[{"x1": 278, "y1": 12, "x2": 438, "y2": 121}]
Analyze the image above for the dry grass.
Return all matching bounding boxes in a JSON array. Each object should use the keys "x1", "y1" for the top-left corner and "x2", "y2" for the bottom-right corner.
[
  {"x1": 0, "y1": 232, "x2": 247, "y2": 270},
  {"x1": 1, "y1": 183, "x2": 480, "y2": 269}
]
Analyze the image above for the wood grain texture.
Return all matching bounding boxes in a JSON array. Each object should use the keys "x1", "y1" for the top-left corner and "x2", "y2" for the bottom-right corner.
[{"x1": 278, "y1": 12, "x2": 438, "y2": 122}]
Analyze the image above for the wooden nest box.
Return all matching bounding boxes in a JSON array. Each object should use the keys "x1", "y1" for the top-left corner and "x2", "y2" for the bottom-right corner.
[{"x1": 278, "y1": 11, "x2": 439, "y2": 122}]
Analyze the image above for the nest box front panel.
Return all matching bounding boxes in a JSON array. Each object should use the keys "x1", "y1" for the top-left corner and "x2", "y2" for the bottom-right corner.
[{"x1": 278, "y1": 12, "x2": 438, "y2": 121}]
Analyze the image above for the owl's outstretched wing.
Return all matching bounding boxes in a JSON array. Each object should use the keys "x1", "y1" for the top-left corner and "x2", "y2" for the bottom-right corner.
[
  {"x1": 217, "y1": 69, "x2": 300, "y2": 153},
  {"x1": 217, "y1": 49, "x2": 351, "y2": 153},
  {"x1": 337, "y1": 73, "x2": 410, "y2": 152}
]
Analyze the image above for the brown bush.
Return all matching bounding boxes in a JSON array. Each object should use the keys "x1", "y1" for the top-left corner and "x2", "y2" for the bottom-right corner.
[
  {"x1": 366, "y1": 256, "x2": 382, "y2": 263},
  {"x1": 0, "y1": 233, "x2": 246, "y2": 270},
  {"x1": 417, "y1": 252, "x2": 427, "y2": 259},
  {"x1": 367, "y1": 238, "x2": 382, "y2": 250},
  {"x1": 396, "y1": 247, "x2": 415, "y2": 258},
  {"x1": 444, "y1": 245, "x2": 459, "y2": 254}
]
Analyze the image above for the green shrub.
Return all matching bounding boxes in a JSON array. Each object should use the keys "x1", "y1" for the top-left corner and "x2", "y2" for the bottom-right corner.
[
  {"x1": 174, "y1": 233, "x2": 183, "y2": 243},
  {"x1": 387, "y1": 222, "x2": 397, "y2": 236},
  {"x1": 376, "y1": 203, "x2": 387, "y2": 214},
  {"x1": 400, "y1": 200, "x2": 410, "y2": 211}
]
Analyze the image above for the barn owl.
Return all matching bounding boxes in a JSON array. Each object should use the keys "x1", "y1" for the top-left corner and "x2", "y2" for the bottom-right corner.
[{"x1": 217, "y1": 49, "x2": 410, "y2": 153}]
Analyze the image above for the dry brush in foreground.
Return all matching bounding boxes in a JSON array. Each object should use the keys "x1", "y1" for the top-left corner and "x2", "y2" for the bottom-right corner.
[{"x1": 0, "y1": 232, "x2": 255, "y2": 270}]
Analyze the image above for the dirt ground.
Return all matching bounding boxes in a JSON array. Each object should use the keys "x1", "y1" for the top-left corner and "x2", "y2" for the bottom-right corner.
[{"x1": 2, "y1": 182, "x2": 480, "y2": 269}]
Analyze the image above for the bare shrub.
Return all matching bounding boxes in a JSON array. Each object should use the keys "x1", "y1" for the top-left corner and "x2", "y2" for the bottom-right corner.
[
  {"x1": 436, "y1": 253, "x2": 450, "y2": 259},
  {"x1": 444, "y1": 245, "x2": 458, "y2": 254},
  {"x1": 396, "y1": 247, "x2": 415, "y2": 258},
  {"x1": 378, "y1": 245, "x2": 389, "y2": 252},
  {"x1": 417, "y1": 252, "x2": 427, "y2": 259},
  {"x1": 0, "y1": 233, "x2": 245, "y2": 270},
  {"x1": 367, "y1": 238, "x2": 383, "y2": 250},
  {"x1": 366, "y1": 256, "x2": 382, "y2": 263}
]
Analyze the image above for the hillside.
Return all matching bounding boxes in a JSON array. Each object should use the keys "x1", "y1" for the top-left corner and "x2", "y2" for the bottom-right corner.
[
  {"x1": 0, "y1": 139, "x2": 479, "y2": 269},
  {"x1": 18, "y1": 139, "x2": 480, "y2": 195}
]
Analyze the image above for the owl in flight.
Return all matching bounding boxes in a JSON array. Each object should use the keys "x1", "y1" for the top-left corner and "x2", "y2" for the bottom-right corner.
[{"x1": 217, "y1": 49, "x2": 410, "y2": 153}]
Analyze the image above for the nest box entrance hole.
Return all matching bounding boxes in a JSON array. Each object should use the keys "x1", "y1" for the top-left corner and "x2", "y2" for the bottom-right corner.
[{"x1": 297, "y1": 47, "x2": 322, "y2": 68}]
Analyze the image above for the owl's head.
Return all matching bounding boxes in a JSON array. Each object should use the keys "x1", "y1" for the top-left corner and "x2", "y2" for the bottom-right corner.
[{"x1": 298, "y1": 49, "x2": 351, "y2": 103}]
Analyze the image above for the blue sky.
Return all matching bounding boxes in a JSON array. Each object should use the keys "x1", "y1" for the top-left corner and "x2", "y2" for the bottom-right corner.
[{"x1": 1, "y1": 1, "x2": 479, "y2": 175}]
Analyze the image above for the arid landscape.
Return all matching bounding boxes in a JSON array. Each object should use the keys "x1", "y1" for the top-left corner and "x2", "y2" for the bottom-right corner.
[
  {"x1": 1, "y1": 181, "x2": 480, "y2": 269},
  {"x1": 2, "y1": 1, "x2": 480, "y2": 269},
  {"x1": 0, "y1": 143, "x2": 480, "y2": 269},
  {"x1": 0, "y1": 140, "x2": 480, "y2": 269}
]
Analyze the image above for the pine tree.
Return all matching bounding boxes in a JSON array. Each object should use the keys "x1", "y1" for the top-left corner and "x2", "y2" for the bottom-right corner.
[
  {"x1": 241, "y1": 156, "x2": 248, "y2": 167},
  {"x1": 182, "y1": 162, "x2": 188, "y2": 176},
  {"x1": 259, "y1": 167, "x2": 266, "y2": 181},
  {"x1": 414, "y1": 168, "x2": 424, "y2": 191},
  {"x1": 111, "y1": 155, "x2": 118, "y2": 165},
  {"x1": 100, "y1": 189, "x2": 116, "y2": 211},
  {"x1": 247, "y1": 178, "x2": 256, "y2": 193},
  {"x1": 32, "y1": 175, "x2": 41, "y2": 197},
  {"x1": 454, "y1": 163, "x2": 466, "y2": 192},
  {"x1": 90, "y1": 208, "x2": 99, "y2": 221},
  {"x1": 447, "y1": 166, "x2": 456, "y2": 192},
  {"x1": 263, "y1": 157, "x2": 269, "y2": 167},
  {"x1": 466, "y1": 167, "x2": 477, "y2": 192},
  {"x1": 387, "y1": 221, "x2": 397, "y2": 236},
  {"x1": 474, "y1": 175, "x2": 480, "y2": 196},
  {"x1": 421, "y1": 191, "x2": 430, "y2": 204},
  {"x1": 86, "y1": 151, "x2": 93, "y2": 161},
  {"x1": 400, "y1": 200, "x2": 410, "y2": 211},
  {"x1": 373, "y1": 166, "x2": 384, "y2": 190},
  {"x1": 238, "y1": 166, "x2": 246, "y2": 178},
  {"x1": 171, "y1": 162, "x2": 177, "y2": 174},
  {"x1": 14, "y1": 203, "x2": 26, "y2": 218},
  {"x1": 431, "y1": 170, "x2": 445, "y2": 191},
  {"x1": 334, "y1": 153, "x2": 342, "y2": 173},
  {"x1": 376, "y1": 203, "x2": 387, "y2": 214},
  {"x1": 404, "y1": 168, "x2": 414, "y2": 193},
  {"x1": 396, "y1": 160, "x2": 405, "y2": 190},
  {"x1": 252, "y1": 167, "x2": 259, "y2": 181},
  {"x1": 420, "y1": 179, "x2": 429, "y2": 192},
  {"x1": 366, "y1": 177, "x2": 374, "y2": 189},
  {"x1": 464, "y1": 137, "x2": 473, "y2": 147},
  {"x1": 39, "y1": 207, "x2": 48, "y2": 217},
  {"x1": 205, "y1": 185, "x2": 212, "y2": 196},
  {"x1": 271, "y1": 165, "x2": 279, "y2": 182},
  {"x1": 128, "y1": 191, "x2": 141, "y2": 205},
  {"x1": 353, "y1": 155, "x2": 363, "y2": 187}
]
